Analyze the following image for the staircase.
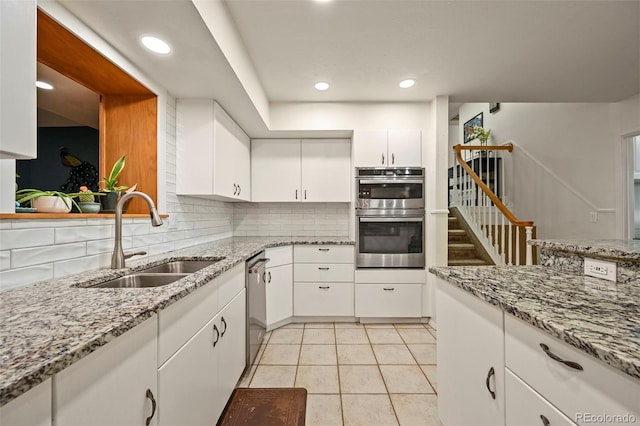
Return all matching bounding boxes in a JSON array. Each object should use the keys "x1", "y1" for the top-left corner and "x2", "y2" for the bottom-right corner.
[{"x1": 448, "y1": 209, "x2": 494, "y2": 266}]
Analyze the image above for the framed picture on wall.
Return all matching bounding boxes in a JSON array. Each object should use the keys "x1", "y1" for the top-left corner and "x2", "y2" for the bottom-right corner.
[{"x1": 463, "y1": 112, "x2": 483, "y2": 143}]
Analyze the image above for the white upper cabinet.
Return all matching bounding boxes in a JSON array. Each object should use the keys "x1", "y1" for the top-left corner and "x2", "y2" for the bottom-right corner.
[
  {"x1": 354, "y1": 130, "x2": 422, "y2": 167},
  {"x1": 176, "y1": 99, "x2": 251, "y2": 201},
  {"x1": 251, "y1": 139, "x2": 351, "y2": 202},
  {"x1": 0, "y1": 0, "x2": 36, "y2": 159}
]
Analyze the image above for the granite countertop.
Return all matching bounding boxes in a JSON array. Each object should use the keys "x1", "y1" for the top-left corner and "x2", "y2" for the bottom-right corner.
[
  {"x1": 429, "y1": 265, "x2": 640, "y2": 381},
  {"x1": 530, "y1": 239, "x2": 640, "y2": 261},
  {"x1": 0, "y1": 237, "x2": 354, "y2": 407}
]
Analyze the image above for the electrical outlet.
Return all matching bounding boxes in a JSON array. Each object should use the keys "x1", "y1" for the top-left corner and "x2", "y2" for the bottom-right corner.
[
  {"x1": 584, "y1": 258, "x2": 616, "y2": 282},
  {"x1": 589, "y1": 212, "x2": 598, "y2": 223}
]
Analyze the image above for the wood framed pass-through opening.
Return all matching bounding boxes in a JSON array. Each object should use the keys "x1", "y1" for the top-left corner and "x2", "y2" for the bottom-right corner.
[{"x1": 36, "y1": 8, "x2": 158, "y2": 214}]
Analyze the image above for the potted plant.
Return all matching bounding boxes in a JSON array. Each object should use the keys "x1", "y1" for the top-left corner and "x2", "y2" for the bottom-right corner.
[
  {"x1": 15, "y1": 189, "x2": 102, "y2": 213},
  {"x1": 470, "y1": 126, "x2": 492, "y2": 146},
  {"x1": 100, "y1": 155, "x2": 129, "y2": 212}
]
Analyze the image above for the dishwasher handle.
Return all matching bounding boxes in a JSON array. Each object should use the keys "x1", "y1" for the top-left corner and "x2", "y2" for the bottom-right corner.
[{"x1": 247, "y1": 257, "x2": 270, "y2": 270}]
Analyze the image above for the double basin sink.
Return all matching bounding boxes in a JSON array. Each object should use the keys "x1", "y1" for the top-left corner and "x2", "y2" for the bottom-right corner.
[{"x1": 90, "y1": 259, "x2": 223, "y2": 288}]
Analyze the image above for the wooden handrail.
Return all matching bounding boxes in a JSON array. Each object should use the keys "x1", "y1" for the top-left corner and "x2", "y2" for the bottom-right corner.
[{"x1": 454, "y1": 144, "x2": 534, "y2": 227}]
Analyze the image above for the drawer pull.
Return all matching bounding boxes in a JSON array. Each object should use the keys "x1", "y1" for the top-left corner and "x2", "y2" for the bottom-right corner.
[
  {"x1": 383, "y1": 287, "x2": 395, "y2": 291},
  {"x1": 145, "y1": 389, "x2": 157, "y2": 426},
  {"x1": 539, "y1": 343, "x2": 584, "y2": 371},
  {"x1": 212, "y1": 324, "x2": 220, "y2": 347},
  {"x1": 318, "y1": 267, "x2": 330, "y2": 270},
  {"x1": 318, "y1": 286, "x2": 330, "y2": 289},
  {"x1": 267, "y1": 271, "x2": 272, "y2": 283},
  {"x1": 540, "y1": 415, "x2": 550, "y2": 426},
  {"x1": 318, "y1": 248, "x2": 330, "y2": 252},
  {"x1": 485, "y1": 367, "x2": 496, "y2": 399},
  {"x1": 221, "y1": 316, "x2": 227, "y2": 337}
]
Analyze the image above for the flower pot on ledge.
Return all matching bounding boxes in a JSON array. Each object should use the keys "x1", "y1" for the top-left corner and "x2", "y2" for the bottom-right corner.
[{"x1": 99, "y1": 191, "x2": 129, "y2": 213}]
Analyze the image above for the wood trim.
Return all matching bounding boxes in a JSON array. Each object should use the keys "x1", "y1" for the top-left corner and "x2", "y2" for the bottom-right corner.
[
  {"x1": 37, "y1": 9, "x2": 153, "y2": 96},
  {"x1": 454, "y1": 144, "x2": 534, "y2": 227},
  {"x1": 102, "y1": 96, "x2": 158, "y2": 214},
  {"x1": 0, "y1": 214, "x2": 169, "y2": 220}
]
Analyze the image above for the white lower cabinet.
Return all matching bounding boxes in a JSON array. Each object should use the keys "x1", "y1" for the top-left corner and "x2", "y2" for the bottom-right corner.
[
  {"x1": 294, "y1": 282, "x2": 354, "y2": 316},
  {"x1": 0, "y1": 379, "x2": 51, "y2": 426},
  {"x1": 54, "y1": 316, "x2": 158, "y2": 426},
  {"x1": 505, "y1": 369, "x2": 576, "y2": 426},
  {"x1": 436, "y1": 278, "x2": 505, "y2": 426},
  {"x1": 355, "y1": 283, "x2": 422, "y2": 318},
  {"x1": 158, "y1": 290, "x2": 246, "y2": 426},
  {"x1": 266, "y1": 262, "x2": 293, "y2": 328}
]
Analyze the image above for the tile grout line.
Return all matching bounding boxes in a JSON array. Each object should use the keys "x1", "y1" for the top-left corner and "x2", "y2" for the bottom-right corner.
[{"x1": 366, "y1": 324, "x2": 401, "y2": 426}]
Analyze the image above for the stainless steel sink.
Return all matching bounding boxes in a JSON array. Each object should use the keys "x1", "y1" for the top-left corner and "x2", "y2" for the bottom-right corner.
[
  {"x1": 139, "y1": 259, "x2": 222, "y2": 274},
  {"x1": 91, "y1": 273, "x2": 188, "y2": 288}
]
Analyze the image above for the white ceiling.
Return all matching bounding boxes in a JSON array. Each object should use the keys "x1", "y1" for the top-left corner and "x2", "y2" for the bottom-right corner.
[{"x1": 54, "y1": 0, "x2": 639, "y2": 135}]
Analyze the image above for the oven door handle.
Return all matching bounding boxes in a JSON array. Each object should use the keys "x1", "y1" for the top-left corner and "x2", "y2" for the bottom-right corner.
[
  {"x1": 359, "y1": 217, "x2": 424, "y2": 223},
  {"x1": 358, "y1": 179, "x2": 424, "y2": 185}
]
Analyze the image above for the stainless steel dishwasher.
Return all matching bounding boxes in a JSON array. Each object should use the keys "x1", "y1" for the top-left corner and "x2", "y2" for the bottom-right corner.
[{"x1": 245, "y1": 252, "x2": 269, "y2": 370}]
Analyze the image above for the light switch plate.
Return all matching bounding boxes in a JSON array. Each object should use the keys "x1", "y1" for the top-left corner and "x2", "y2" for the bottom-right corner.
[{"x1": 584, "y1": 258, "x2": 616, "y2": 282}]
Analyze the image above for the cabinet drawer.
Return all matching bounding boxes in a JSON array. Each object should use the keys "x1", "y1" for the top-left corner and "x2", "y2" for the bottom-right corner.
[
  {"x1": 506, "y1": 369, "x2": 576, "y2": 426},
  {"x1": 218, "y1": 263, "x2": 245, "y2": 310},
  {"x1": 355, "y1": 283, "x2": 422, "y2": 318},
  {"x1": 294, "y1": 263, "x2": 354, "y2": 282},
  {"x1": 505, "y1": 315, "x2": 640, "y2": 424},
  {"x1": 158, "y1": 278, "x2": 218, "y2": 366},
  {"x1": 294, "y1": 282, "x2": 354, "y2": 316},
  {"x1": 294, "y1": 245, "x2": 354, "y2": 263},
  {"x1": 265, "y1": 245, "x2": 293, "y2": 268}
]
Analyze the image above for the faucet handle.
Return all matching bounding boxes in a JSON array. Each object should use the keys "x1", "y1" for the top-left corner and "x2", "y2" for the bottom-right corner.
[{"x1": 124, "y1": 251, "x2": 147, "y2": 260}]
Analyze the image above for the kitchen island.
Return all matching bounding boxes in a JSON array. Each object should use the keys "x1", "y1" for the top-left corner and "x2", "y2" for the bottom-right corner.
[
  {"x1": 430, "y1": 239, "x2": 640, "y2": 426},
  {"x1": 0, "y1": 237, "x2": 354, "y2": 408}
]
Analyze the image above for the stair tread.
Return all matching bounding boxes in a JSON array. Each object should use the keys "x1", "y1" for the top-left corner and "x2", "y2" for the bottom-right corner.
[
  {"x1": 448, "y1": 259, "x2": 492, "y2": 266},
  {"x1": 448, "y1": 243, "x2": 476, "y2": 248}
]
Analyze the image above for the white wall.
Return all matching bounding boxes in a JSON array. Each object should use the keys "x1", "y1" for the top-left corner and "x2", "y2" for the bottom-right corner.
[{"x1": 456, "y1": 100, "x2": 640, "y2": 239}]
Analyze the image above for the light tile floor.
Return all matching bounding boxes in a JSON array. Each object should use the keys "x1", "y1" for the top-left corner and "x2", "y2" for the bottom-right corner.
[{"x1": 238, "y1": 322, "x2": 442, "y2": 426}]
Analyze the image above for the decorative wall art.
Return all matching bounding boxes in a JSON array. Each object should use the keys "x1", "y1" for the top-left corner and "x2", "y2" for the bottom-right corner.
[{"x1": 463, "y1": 112, "x2": 483, "y2": 143}]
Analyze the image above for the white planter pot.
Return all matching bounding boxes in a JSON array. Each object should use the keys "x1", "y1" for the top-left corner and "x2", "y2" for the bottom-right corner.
[{"x1": 32, "y1": 196, "x2": 72, "y2": 213}]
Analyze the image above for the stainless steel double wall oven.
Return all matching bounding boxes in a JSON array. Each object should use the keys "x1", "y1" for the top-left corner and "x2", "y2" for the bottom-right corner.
[{"x1": 356, "y1": 167, "x2": 425, "y2": 268}]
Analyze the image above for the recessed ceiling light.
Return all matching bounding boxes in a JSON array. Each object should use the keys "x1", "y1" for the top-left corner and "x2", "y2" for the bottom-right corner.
[
  {"x1": 399, "y1": 79, "x2": 415, "y2": 89},
  {"x1": 36, "y1": 81, "x2": 54, "y2": 90},
  {"x1": 141, "y1": 35, "x2": 171, "y2": 55},
  {"x1": 315, "y1": 81, "x2": 330, "y2": 91}
]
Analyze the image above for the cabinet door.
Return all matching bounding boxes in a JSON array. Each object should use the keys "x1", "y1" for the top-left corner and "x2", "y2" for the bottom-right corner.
[
  {"x1": 436, "y1": 279, "x2": 505, "y2": 426},
  {"x1": 301, "y1": 139, "x2": 351, "y2": 202},
  {"x1": 353, "y1": 130, "x2": 387, "y2": 167},
  {"x1": 213, "y1": 103, "x2": 247, "y2": 199},
  {"x1": 266, "y1": 263, "x2": 293, "y2": 328},
  {"x1": 176, "y1": 99, "x2": 215, "y2": 195},
  {"x1": 0, "y1": 0, "x2": 36, "y2": 159},
  {"x1": 55, "y1": 316, "x2": 158, "y2": 426},
  {"x1": 387, "y1": 130, "x2": 421, "y2": 166},
  {"x1": 251, "y1": 139, "x2": 301, "y2": 201},
  {"x1": 234, "y1": 126, "x2": 251, "y2": 201},
  {"x1": 217, "y1": 290, "x2": 247, "y2": 413},
  {"x1": 0, "y1": 379, "x2": 51, "y2": 426},
  {"x1": 158, "y1": 314, "x2": 220, "y2": 426}
]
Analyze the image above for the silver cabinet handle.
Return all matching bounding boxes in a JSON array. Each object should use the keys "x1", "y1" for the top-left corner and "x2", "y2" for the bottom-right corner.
[
  {"x1": 485, "y1": 366, "x2": 496, "y2": 399},
  {"x1": 383, "y1": 287, "x2": 395, "y2": 291},
  {"x1": 304, "y1": 190, "x2": 307, "y2": 200},
  {"x1": 233, "y1": 183, "x2": 238, "y2": 195},
  {"x1": 212, "y1": 324, "x2": 220, "y2": 347},
  {"x1": 381, "y1": 153, "x2": 385, "y2": 164},
  {"x1": 295, "y1": 189, "x2": 298, "y2": 200},
  {"x1": 318, "y1": 267, "x2": 330, "y2": 270},
  {"x1": 318, "y1": 248, "x2": 330, "y2": 252},
  {"x1": 268, "y1": 271, "x2": 271, "y2": 283},
  {"x1": 539, "y1": 343, "x2": 583, "y2": 370},
  {"x1": 145, "y1": 389, "x2": 157, "y2": 426},
  {"x1": 392, "y1": 153, "x2": 395, "y2": 164},
  {"x1": 540, "y1": 415, "x2": 550, "y2": 426},
  {"x1": 318, "y1": 286, "x2": 330, "y2": 289},
  {"x1": 238, "y1": 185, "x2": 241, "y2": 196}
]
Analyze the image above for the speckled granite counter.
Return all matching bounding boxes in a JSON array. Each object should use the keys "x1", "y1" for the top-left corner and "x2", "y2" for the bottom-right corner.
[
  {"x1": 0, "y1": 237, "x2": 354, "y2": 407},
  {"x1": 429, "y1": 265, "x2": 640, "y2": 381},
  {"x1": 530, "y1": 239, "x2": 640, "y2": 261}
]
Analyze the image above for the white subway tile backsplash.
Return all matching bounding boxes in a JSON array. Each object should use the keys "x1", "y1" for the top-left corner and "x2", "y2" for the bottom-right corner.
[
  {"x1": 54, "y1": 225, "x2": 113, "y2": 244},
  {"x1": 0, "y1": 265, "x2": 54, "y2": 290},
  {"x1": 0, "y1": 251, "x2": 10, "y2": 270},
  {"x1": 12, "y1": 242, "x2": 87, "y2": 269},
  {"x1": 53, "y1": 253, "x2": 111, "y2": 278},
  {"x1": 86, "y1": 237, "x2": 133, "y2": 256},
  {"x1": 11, "y1": 219, "x2": 84, "y2": 229},
  {"x1": 0, "y1": 229, "x2": 55, "y2": 250}
]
